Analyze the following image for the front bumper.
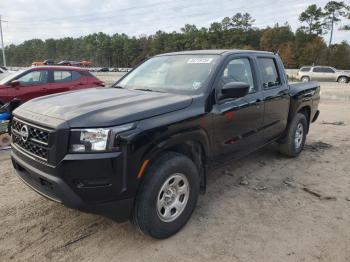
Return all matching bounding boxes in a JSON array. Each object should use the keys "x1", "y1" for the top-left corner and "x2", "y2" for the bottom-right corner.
[{"x1": 11, "y1": 146, "x2": 134, "y2": 222}]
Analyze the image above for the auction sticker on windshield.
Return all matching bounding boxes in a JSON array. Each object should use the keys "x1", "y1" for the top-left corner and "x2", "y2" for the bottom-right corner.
[{"x1": 187, "y1": 58, "x2": 213, "y2": 64}]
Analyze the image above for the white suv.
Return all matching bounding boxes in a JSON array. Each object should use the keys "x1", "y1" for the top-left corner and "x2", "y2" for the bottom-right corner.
[{"x1": 298, "y1": 66, "x2": 350, "y2": 83}]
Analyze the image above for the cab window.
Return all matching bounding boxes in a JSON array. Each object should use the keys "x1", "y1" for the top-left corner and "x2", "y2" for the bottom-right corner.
[
  {"x1": 218, "y1": 58, "x2": 256, "y2": 94},
  {"x1": 16, "y1": 70, "x2": 48, "y2": 86}
]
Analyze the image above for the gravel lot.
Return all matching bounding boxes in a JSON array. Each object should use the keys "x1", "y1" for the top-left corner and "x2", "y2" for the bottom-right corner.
[{"x1": 0, "y1": 82, "x2": 350, "y2": 262}]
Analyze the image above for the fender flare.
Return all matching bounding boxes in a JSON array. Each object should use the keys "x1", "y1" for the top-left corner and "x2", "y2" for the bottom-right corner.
[{"x1": 136, "y1": 128, "x2": 211, "y2": 191}]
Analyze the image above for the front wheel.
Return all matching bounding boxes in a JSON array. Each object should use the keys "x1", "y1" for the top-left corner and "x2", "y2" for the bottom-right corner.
[
  {"x1": 279, "y1": 113, "x2": 308, "y2": 157},
  {"x1": 301, "y1": 76, "x2": 310, "y2": 83},
  {"x1": 133, "y1": 152, "x2": 200, "y2": 239}
]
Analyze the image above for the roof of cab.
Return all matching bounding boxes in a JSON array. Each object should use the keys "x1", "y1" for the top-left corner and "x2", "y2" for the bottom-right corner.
[{"x1": 157, "y1": 49, "x2": 274, "y2": 56}]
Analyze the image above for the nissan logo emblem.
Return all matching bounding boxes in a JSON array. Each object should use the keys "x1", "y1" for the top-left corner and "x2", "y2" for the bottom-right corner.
[{"x1": 20, "y1": 125, "x2": 29, "y2": 143}]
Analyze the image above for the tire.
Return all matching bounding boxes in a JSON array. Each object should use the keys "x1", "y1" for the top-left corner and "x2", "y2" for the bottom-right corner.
[
  {"x1": 133, "y1": 152, "x2": 200, "y2": 239},
  {"x1": 337, "y1": 76, "x2": 348, "y2": 83},
  {"x1": 279, "y1": 113, "x2": 308, "y2": 157},
  {"x1": 301, "y1": 76, "x2": 310, "y2": 83}
]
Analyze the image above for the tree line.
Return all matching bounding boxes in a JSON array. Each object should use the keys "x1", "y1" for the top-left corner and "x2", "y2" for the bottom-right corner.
[{"x1": 3, "y1": 1, "x2": 350, "y2": 69}]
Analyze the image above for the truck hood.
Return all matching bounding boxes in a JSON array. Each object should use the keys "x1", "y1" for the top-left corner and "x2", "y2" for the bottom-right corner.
[{"x1": 17, "y1": 88, "x2": 193, "y2": 128}]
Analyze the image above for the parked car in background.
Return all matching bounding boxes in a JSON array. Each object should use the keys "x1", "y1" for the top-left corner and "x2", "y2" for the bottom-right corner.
[
  {"x1": 298, "y1": 66, "x2": 350, "y2": 83},
  {"x1": 0, "y1": 66, "x2": 104, "y2": 106},
  {"x1": 43, "y1": 59, "x2": 55, "y2": 65},
  {"x1": 98, "y1": 67, "x2": 110, "y2": 72},
  {"x1": 32, "y1": 59, "x2": 55, "y2": 66},
  {"x1": 57, "y1": 60, "x2": 79, "y2": 66},
  {"x1": 80, "y1": 60, "x2": 92, "y2": 67}
]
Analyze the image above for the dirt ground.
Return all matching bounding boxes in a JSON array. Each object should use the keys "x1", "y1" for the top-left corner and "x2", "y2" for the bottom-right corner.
[{"x1": 1, "y1": 86, "x2": 350, "y2": 261}]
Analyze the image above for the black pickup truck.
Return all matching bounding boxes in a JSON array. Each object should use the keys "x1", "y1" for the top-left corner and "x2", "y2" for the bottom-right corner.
[{"x1": 11, "y1": 50, "x2": 320, "y2": 239}]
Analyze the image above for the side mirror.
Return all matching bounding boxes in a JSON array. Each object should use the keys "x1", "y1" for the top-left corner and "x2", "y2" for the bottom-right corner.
[
  {"x1": 220, "y1": 82, "x2": 250, "y2": 100},
  {"x1": 10, "y1": 80, "x2": 20, "y2": 88}
]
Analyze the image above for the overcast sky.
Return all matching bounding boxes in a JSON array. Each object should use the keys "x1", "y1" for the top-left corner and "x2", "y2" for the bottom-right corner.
[{"x1": 0, "y1": 0, "x2": 349, "y2": 46}]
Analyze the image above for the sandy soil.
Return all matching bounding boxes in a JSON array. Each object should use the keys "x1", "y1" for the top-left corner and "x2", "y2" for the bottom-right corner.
[{"x1": 0, "y1": 96, "x2": 350, "y2": 261}]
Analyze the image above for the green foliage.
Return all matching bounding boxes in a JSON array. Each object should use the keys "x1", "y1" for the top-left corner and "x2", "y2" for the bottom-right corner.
[
  {"x1": 327, "y1": 41, "x2": 350, "y2": 69},
  {"x1": 323, "y1": 1, "x2": 348, "y2": 46},
  {"x1": 298, "y1": 4, "x2": 325, "y2": 35},
  {"x1": 3, "y1": 4, "x2": 350, "y2": 69}
]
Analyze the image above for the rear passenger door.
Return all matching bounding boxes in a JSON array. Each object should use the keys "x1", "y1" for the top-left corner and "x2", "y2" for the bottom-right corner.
[
  {"x1": 258, "y1": 56, "x2": 290, "y2": 142},
  {"x1": 46, "y1": 70, "x2": 75, "y2": 95},
  {"x1": 311, "y1": 67, "x2": 335, "y2": 82}
]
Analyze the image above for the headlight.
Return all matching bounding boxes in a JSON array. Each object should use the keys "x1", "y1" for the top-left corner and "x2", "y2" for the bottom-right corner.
[{"x1": 70, "y1": 123, "x2": 135, "y2": 153}]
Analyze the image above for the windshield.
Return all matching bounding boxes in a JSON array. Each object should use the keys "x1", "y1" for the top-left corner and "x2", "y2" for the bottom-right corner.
[
  {"x1": 116, "y1": 55, "x2": 220, "y2": 94},
  {"x1": 0, "y1": 70, "x2": 24, "y2": 85}
]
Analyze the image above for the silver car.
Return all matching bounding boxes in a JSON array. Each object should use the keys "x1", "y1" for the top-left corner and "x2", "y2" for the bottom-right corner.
[{"x1": 298, "y1": 66, "x2": 350, "y2": 83}]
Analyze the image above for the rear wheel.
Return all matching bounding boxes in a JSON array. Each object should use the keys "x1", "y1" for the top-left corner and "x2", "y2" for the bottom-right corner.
[
  {"x1": 337, "y1": 76, "x2": 348, "y2": 83},
  {"x1": 133, "y1": 152, "x2": 200, "y2": 239},
  {"x1": 301, "y1": 76, "x2": 310, "y2": 83},
  {"x1": 279, "y1": 113, "x2": 308, "y2": 157}
]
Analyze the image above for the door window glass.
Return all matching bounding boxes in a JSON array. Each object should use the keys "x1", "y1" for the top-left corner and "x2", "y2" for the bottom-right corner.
[
  {"x1": 313, "y1": 67, "x2": 335, "y2": 73},
  {"x1": 219, "y1": 58, "x2": 256, "y2": 93},
  {"x1": 54, "y1": 71, "x2": 72, "y2": 82},
  {"x1": 258, "y1": 58, "x2": 281, "y2": 89},
  {"x1": 17, "y1": 70, "x2": 48, "y2": 85}
]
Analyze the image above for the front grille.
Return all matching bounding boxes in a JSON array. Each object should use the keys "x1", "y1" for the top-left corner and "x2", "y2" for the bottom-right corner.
[{"x1": 12, "y1": 118, "x2": 52, "y2": 161}]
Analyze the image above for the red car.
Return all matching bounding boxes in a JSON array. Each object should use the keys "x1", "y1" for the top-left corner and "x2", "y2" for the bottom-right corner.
[{"x1": 0, "y1": 66, "x2": 105, "y2": 105}]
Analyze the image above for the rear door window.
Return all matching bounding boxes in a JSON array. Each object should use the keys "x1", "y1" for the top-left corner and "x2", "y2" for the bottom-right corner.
[
  {"x1": 258, "y1": 58, "x2": 281, "y2": 89},
  {"x1": 54, "y1": 71, "x2": 72, "y2": 83}
]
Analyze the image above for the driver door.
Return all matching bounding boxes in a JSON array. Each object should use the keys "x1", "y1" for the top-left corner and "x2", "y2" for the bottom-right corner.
[
  {"x1": 11, "y1": 70, "x2": 49, "y2": 102},
  {"x1": 212, "y1": 56, "x2": 264, "y2": 160}
]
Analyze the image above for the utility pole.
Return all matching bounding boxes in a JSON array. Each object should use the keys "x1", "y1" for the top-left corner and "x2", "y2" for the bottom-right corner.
[{"x1": 0, "y1": 15, "x2": 7, "y2": 67}]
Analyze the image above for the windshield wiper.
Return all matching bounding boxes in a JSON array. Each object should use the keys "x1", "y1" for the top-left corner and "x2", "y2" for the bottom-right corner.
[
  {"x1": 113, "y1": 85, "x2": 124, "y2": 89},
  {"x1": 134, "y1": 88, "x2": 164, "y2": 93}
]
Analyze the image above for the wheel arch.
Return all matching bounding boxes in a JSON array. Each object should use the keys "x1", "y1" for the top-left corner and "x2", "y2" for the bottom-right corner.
[
  {"x1": 297, "y1": 106, "x2": 311, "y2": 133},
  {"x1": 300, "y1": 75, "x2": 310, "y2": 81},
  {"x1": 137, "y1": 130, "x2": 210, "y2": 193}
]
